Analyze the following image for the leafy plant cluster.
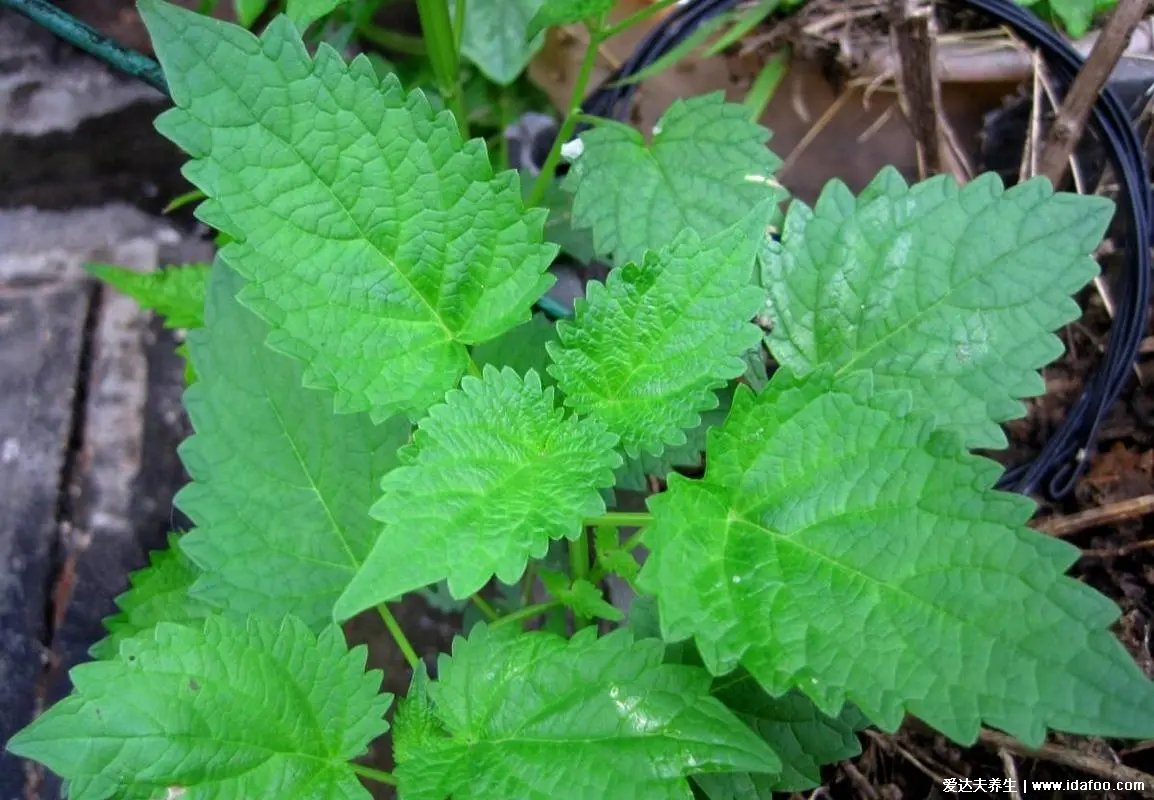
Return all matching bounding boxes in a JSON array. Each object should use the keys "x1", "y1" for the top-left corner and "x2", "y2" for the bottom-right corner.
[{"x1": 10, "y1": 0, "x2": 1154, "y2": 797}]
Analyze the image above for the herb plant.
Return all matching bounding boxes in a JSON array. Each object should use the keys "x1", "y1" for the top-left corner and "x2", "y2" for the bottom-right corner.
[{"x1": 10, "y1": 1, "x2": 1154, "y2": 797}]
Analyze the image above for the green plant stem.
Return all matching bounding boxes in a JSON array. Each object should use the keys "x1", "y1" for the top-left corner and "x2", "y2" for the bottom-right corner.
[
  {"x1": 584, "y1": 511, "x2": 652, "y2": 528},
  {"x1": 568, "y1": 532, "x2": 591, "y2": 629},
  {"x1": 453, "y1": 0, "x2": 466, "y2": 54},
  {"x1": 0, "y1": 0, "x2": 167, "y2": 93},
  {"x1": 376, "y1": 605, "x2": 420, "y2": 670},
  {"x1": 621, "y1": 529, "x2": 646, "y2": 552},
  {"x1": 470, "y1": 593, "x2": 500, "y2": 621},
  {"x1": 415, "y1": 0, "x2": 468, "y2": 138},
  {"x1": 600, "y1": 0, "x2": 681, "y2": 40},
  {"x1": 355, "y1": 21, "x2": 428, "y2": 55},
  {"x1": 526, "y1": 23, "x2": 602, "y2": 207},
  {"x1": 490, "y1": 600, "x2": 561, "y2": 629},
  {"x1": 520, "y1": 561, "x2": 538, "y2": 606},
  {"x1": 352, "y1": 763, "x2": 398, "y2": 786},
  {"x1": 466, "y1": 356, "x2": 483, "y2": 378}
]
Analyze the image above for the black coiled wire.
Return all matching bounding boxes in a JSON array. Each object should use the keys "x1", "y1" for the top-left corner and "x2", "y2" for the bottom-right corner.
[{"x1": 582, "y1": 0, "x2": 1152, "y2": 500}]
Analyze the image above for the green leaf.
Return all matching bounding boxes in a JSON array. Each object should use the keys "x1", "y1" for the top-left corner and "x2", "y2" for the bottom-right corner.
[
  {"x1": 638, "y1": 368, "x2": 1154, "y2": 747},
  {"x1": 286, "y1": 0, "x2": 349, "y2": 28},
  {"x1": 393, "y1": 625, "x2": 780, "y2": 799},
  {"x1": 176, "y1": 261, "x2": 410, "y2": 630},
  {"x1": 522, "y1": 171, "x2": 598, "y2": 264},
  {"x1": 594, "y1": 525, "x2": 639, "y2": 581},
  {"x1": 1015, "y1": 0, "x2": 1103, "y2": 36},
  {"x1": 86, "y1": 262, "x2": 210, "y2": 329},
  {"x1": 334, "y1": 366, "x2": 620, "y2": 617},
  {"x1": 90, "y1": 535, "x2": 217, "y2": 660},
  {"x1": 471, "y1": 313, "x2": 559, "y2": 389},
  {"x1": 548, "y1": 207, "x2": 770, "y2": 457},
  {"x1": 141, "y1": 1, "x2": 555, "y2": 419},
  {"x1": 527, "y1": 0, "x2": 614, "y2": 38},
  {"x1": 8, "y1": 616, "x2": 391, "y2": 800},
  {"x1": 694, "y1": 681, "x2": 862, "y2": 796},
  {"x1": 564, "y1": 93, "x2": 786, "y2": 265},
  {"x1": 540, "y1": 570, "x2": 623, "y2": 621},
  {"x1": 761, "y1": 170, "x2": 1110, "y2": 448},
  {"x1": 456, "y1": 0, "x2": 546, "y2": 85},
  {"x1": 234, "y1": 0, "x2": 270, "y2": 28}
]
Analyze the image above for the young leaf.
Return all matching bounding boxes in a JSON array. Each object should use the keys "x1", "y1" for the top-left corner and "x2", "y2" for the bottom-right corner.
[
  {"x1": 471, "y1": 312, "x2": 559, "y2": 389},
  {"x1": 141, "y1": 1, "x2": 556, "y2": 419},
  {"x1": 540, "y1": 570, "x2": 623, "y2": 621},
  {"x1": 693, "y1": 682, "x2": 862, "y2": 796},
  {"x1": 235, "y1": 0, "x2": 270, "y2": 28},
  {"x1": 8, "y1": 616, "x2": 391, "y2": 799},
  {"x1": 563, "y1": 93, "x2": 786, "y2": 265},
  {"x1": 527, "y1": 0, "x2": 615, "y2": 38},
  {"x1": 286, "y1": 0, "x2": 349, "y2": 29},
  {"x1": 334, "y1": 366, "x2": 620, "y2": 618},
  {"x1": 548, "y1": 207, "x2": 770, "y2": 456},
  {"x1": 393, "y1": 625, "x2": 780, "y2": 799},
  {"x1": 177, "y1": 262, "x2": 410, "y2": 629},
  {"x1": 456, "y1": 0, "x2": 546, "y2": 85},
  {"x1": 761, "y1": 170, "x2": 1110, "y2": 448},
  {"x1": 90, "y1": 535, "x2": 216, "y2": 660},
  {"x1": 638, "y1": 368, "x2": 1154, "y2": 747},
  {"x1": 86, "y1": 262, "x2": 210, "y2": 329},
  {"x1": 594, "y1": 525, "x2": 639, "y2": 581}
]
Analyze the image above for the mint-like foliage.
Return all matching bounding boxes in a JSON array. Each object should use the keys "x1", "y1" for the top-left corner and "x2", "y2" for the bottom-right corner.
[
  {"x1": 548, "y1": 207, "x2": 770, "y2": 456},
  {"x1": 335, "y1": 366, "x2": 620, "y2": 617},
  {"x1": 90, "y1": 535, "x2": 215, "y2": 660},
  {"x1": 393, "y1": 625, "x2": 779, "y2": 799},
  {"x1": 564, "y1": 93, "x2": 786, "y2": 265},
  {"x1": 140, "y1": 0, "x2": 555, "y2": 419},
  {"x1": 87, "y1": 262, "x2": 209, "y2": 329},
  {"x1": 762, "y1": 169, "x2": 1110, "y2": 448},
  {"x1": 8, "y1": 616, "x2": 391, "y2": 799},
  {"x1": 177, "y1": 263, "x2": 410, "y2": 629},
  {"x1": 639, "y1": 368, "x2": 1154, "y2": 746}
]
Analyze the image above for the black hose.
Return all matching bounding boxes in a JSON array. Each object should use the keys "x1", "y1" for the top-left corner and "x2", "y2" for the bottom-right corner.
[{"x1": 582, "y1": 0, "x2": 1152, "y2": 500}]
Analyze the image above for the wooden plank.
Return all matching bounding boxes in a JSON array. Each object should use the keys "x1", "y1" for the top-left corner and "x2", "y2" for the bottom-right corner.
[{"x1": 0, "y1": 282, "x2": 90, "y2": 798}]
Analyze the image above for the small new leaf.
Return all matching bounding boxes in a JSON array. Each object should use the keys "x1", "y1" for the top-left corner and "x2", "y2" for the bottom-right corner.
[
  {"x1": 527, "y1": 0, "x2": 615, "y2": 38},
  {"x1": 457, "y1": 0, "x2": 546, "y2": 84},
  {"x1": 394, "y1": 625, "x2": 780, "y2": 799},
  {"x1": 335, "y1": 366, "x2": 620, "y2": 617},
  {"x1": 549, "y1": 207, "x2": 769, "y2": 456},
  {"x1": 594, "y1": 525, "x2": 639, "y2": 581},
  {"x1": 86, "y1": 262, "x2": 209, "y2": 329},
  {"x1": 639, "y1": 368, "x2": 1154, "y2": 746},
  {"x1": 177, "y1": 262, "x2": 409, "y2": 629},
  {"x1": 8, "y1": 616, "x2": 391, "y2": 799},
  {"x1": 90, "y1": 535, "x2": 215, "y2": 660},
  {"x1": 540, "y1": 570, "x2": 623, "y2": 621},
  {"x1": 564, "y1": 93, "x2": 786, "y2": 265},
  {"x1": 141, "y1": 1, "x2": 555, "y2": 418},
  {"x1": 761, "y1": 169, "x2": 1110, "y2": 448}
]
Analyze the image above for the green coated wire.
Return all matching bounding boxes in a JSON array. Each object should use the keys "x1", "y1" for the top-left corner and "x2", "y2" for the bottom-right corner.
[{"x1": 0, "y1": 0, "x2": 168, "y2": 95}]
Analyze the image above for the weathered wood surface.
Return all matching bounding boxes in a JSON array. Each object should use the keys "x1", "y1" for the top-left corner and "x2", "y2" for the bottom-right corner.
[{"x1": 0, "y1": 205, "x2": 204, "y2": 799}]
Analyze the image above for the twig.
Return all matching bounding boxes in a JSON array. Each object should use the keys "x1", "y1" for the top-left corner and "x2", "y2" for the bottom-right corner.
[
  {"x1": 888, "y1": 0, "x2": 945, "y2": 178},
  {"x1": 1036, "y1": 0, "x2": 1151, "y2": 185},
  {"x1": 1034, "y1": 493, "x2": 1154, "y2": 537},
  {"x1": 979, "y1": 730, "x2": 1154, "y2": 796},
  {"x1": 1081, "y1": 537, "x2": 1154, "y2": 558},
  {"x1": 780, "y1": 89, "x2": 853, "y2": 175},
  {"x1": 839, "y1": 760, "x2": 880, "y2": 800},
  {"x1": 999, "y1": 748, "x2": 1023, "y2": 800}
]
